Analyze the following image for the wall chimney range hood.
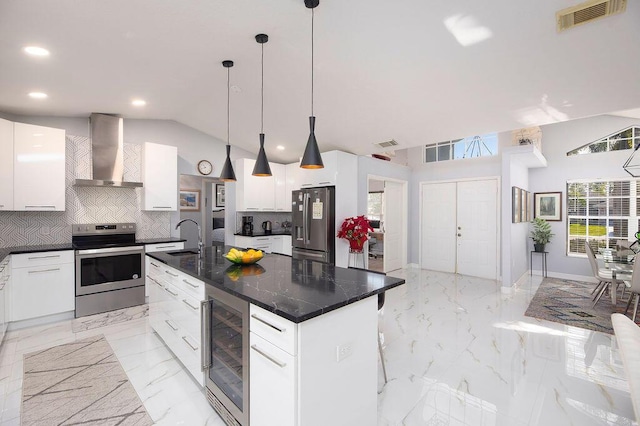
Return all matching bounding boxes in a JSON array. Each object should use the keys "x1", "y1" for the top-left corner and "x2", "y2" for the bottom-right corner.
[{"x1": 74, "y1": 113, "x2": 143, "y2": 188}]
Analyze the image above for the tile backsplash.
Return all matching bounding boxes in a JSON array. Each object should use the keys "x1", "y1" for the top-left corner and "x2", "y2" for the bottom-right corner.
[{"x1": 0, "y1": 135, "x2": 170, "y2": 248}]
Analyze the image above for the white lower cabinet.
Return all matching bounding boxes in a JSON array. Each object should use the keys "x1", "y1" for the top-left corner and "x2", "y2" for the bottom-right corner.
[
  {"x1": 249, "y1": 298, "x2": 378, "y2": 426},
  {"x1": 147, "y1": 256, "x2": 204, "y2": 386},
  {"x1": 145, "y1": 242, "x2": 184, "y2": 297},
  {"x1": 10, "y1": 251, "x2": 74, "y2": 322},
  {"x1": 250, "y1": 333, "x2": 296, "y2": 426},
  {"x1": 0, "y1": 257, "x2": 11, "y2": 344},
  {"x1": 233, "y1": 235, "x2": 291, "y2": 255}
]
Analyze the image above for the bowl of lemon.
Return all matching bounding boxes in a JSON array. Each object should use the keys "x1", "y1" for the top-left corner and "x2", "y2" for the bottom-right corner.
[{"x1": 224, "y1": 247, "x2": 264, "y2": 265}]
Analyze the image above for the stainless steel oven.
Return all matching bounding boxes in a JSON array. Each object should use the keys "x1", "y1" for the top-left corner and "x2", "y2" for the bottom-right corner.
[
  {"x1": 73, "y1": 223, "x2": 145, "y2": 317},
  {"x1": 201, "y1": 285, "x2": 249, "y2": 426}
]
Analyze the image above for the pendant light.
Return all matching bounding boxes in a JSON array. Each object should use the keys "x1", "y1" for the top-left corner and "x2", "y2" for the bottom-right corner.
[
  {"x1": 219, "y1": 60, "x2": 237, "y2": 182},
  {"x1": 300, "y1": 0, "x2": 324, "y2": 169},
  {"x1": 252, "y1": 33, "x2": 273, "y2": 177}
]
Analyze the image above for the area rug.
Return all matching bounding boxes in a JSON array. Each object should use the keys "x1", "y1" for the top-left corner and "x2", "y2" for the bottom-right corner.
[
  {"x1": 21, "y1": 334, "x2": 153, "y2": 426},
  {"x1": 72, "y1": 304, "x2": 148, "y2": 333},
  {"x1": 524, "y1": 277, "x2": 633, "y2": 334}
]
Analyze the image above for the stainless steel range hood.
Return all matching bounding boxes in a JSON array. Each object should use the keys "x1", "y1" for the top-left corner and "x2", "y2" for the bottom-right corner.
[{"x1": 74, "y1": 113, "x2": 143, "y2": 188}]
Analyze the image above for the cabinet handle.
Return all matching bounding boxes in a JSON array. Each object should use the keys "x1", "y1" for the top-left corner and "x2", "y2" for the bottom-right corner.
[
  {"x1": 28, "y1": 254, "x2": 60, "y2": 260},
  {"x1": 246, "y1": 208, "x2": 259, "y2": 210},
  {"x1": 165, "y1": 319, "x2": 179, "y2": 331},
  {"x1": 251, "y1": 345, "x2": 286, "y2": 368},
  {"x1": 165, "y1": 270, "x2": 178, "y2": 277},
  {"x1": 25, "y1": 205, "x2": 56, "y2": 209},
  {"x1": 182, "y1": 335, "x2": 199, "y2": 351},
  {"x1": 318, "y1": 181, "x2": 332, "y2": 185},
  {"x1": 150, "y1": 262, "x2": 160, "y2": 268},
  {"x1": 146, "y1": 275, "x2": 163, "y2": 287},
  {"x1": 165, "y1": 286, "x2": 179, "y2": 296},
  {"x1": 251, "y1": 314, "x2": 285, "y2": 333},
  {"x1": 0, "y1": 205, "x2": 4, "y2": 208},
  {"x1": 28, "y1": 268, "x2": 60, "y2": 274},
  {"x1": 256, "y1": 238, "x2": 269, "y2": 241},
  {"x1": 154, "y1": 245, "x2": 175, "y2": 249},
  {"x1": 182, "y1": 299, "x2": 199, "y2": 310},
  {"x1": 301, "y1": 183, "x2": 312, "y2": 187},
  {"x1": 201, "y1": 300, "x2": 211, "y2": 371},
  {"x1": 153, "y1": 206, "x2": 172, "y2": 209},
  {"x1": 183, "y1": 279, "x2": 199, "y2": 288}
]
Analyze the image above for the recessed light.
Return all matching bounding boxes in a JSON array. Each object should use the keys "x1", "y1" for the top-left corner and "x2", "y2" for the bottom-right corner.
[
  {"x1": 28, "y1": 92, "x2": 48, "y2": 99},
  {"x1": 24, "y1": 46, "x2": 50, "y2": 56},
  {"x1": 131, "y1": 99, "x2": 146, "y2": 106},
  {"x1": 276, "y1": 145, "x2": 285, "y2": 151}
]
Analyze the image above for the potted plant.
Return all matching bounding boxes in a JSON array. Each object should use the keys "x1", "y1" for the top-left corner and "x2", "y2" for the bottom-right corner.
[
  {"x1": 337, "y1": 215, "x2": 373, "y2": 253},
  {"x1": 531, "y1": 217, "x2": 553, "y2": 252}
]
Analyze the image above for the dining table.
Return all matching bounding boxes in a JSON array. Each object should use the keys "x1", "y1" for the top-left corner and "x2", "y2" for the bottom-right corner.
[{"x1": 596, "y1": 249, "x2": 635, "y2": 305}]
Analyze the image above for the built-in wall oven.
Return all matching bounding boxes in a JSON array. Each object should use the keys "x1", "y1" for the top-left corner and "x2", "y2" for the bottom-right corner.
[
  {"x1": 201, "y1": 285, "x2": 249, "y2": 426},
  {"x1": 73, "y1": 223, "x2": 145, "y2": 317}
]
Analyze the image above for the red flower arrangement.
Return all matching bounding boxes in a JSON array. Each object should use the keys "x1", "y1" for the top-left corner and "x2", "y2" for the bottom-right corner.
[{"x1": 337, "y1": 215, "x2": 373, "y2": 252}]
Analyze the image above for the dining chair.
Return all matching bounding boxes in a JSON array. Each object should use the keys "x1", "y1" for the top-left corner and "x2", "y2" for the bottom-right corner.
[
  {"x1": 585, "y1": 242, "x2": 616, "y2": 303},
  {"x1": 623, "y1": 256, "x2": 640, "y2": 322},
  {"x1": 348, "y1": 266, "x2": 388, "y2": 384}
]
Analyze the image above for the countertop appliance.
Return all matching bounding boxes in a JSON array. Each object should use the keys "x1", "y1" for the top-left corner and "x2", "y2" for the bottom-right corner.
[
  {"x1": 292, "y1": 186, "x2": 335, "y2": 264},
  {"x1": 261, "y1": 220, "x2": 272, "y2": 235},
  {"x1": 201, "y1": 284, "x2": 249, "y2": 426},
  {"x1": 242, "y1": 216, "x2": 253, "y2": 236},
  {"x1": 72, "y1": 223, "x2": 145, "y2": 317}
]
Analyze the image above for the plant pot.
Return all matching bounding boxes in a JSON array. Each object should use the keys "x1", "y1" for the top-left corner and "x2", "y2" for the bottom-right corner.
[
  {"x1": 534, "y1": 243, "x2": 545, "y2": 253},
  {"x1": 348, "y1": 239, "x2": 364, "y2": 252}
]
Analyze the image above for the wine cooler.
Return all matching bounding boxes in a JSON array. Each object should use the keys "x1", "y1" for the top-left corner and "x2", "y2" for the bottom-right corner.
[{"x1": 201, "y1": 285, "x2": 250, "y2": 426}]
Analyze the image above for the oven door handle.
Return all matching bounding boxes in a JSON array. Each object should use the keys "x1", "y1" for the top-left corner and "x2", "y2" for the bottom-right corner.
[
  {"x1": 76, "y1": 245, "x2": 145, "y2": 256},
  {"x1": 201, "y1": 299, "x2": 211, "y2": 371}
]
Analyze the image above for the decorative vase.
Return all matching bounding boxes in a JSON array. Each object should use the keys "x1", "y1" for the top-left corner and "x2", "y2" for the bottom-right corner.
[
  {"x1": 534, "y1": 243, "x2": 545, "y2": 253},
  {"x1": 349, "y1": 240, "x2": 363, "y2": 252}
]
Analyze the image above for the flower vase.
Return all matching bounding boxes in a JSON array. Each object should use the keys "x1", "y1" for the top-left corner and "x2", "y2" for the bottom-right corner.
[{"x1": 349, "y1": 240, "x2": 363, "y2": 253}]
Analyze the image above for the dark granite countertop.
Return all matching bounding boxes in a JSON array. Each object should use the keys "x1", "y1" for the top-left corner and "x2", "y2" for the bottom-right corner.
[
  {"x1": 136, "y1": 237, "x2": 187, "y2": 245},
  {"x1": 234, "y1": 232, "x2": 292, "y2": 237},
  {"x1": 147, "y1": 245, "x2": 405, "y2": 323}
]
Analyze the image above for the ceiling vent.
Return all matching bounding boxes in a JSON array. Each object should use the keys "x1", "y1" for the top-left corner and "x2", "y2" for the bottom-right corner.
[
  {"x1": 557, "y1": 0, "x2": 627, "y2": 32},
  {"x1": 375, "y1": 139, "x2": 399, "y2": 149}
]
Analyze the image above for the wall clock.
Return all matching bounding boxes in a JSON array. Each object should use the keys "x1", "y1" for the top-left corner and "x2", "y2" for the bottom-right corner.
[{"x1": 197, "y1": 160, "x2": 213, "y2": 175}]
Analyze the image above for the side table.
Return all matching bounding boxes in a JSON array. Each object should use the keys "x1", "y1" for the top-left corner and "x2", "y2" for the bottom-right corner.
[{"x1": 530, "y1": 251, "x2": 548, "y2": 277}]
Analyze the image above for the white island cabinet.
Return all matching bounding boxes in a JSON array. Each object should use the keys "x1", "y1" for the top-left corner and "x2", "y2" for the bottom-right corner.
[
  {"x1": 142, "y1": 142, "x2": 178, "y2": 211},
  {"x1": 250, "y1": 298, "x2": 378, "y2": 426},
  {"x1": 13, "y1": 123, "x2": 66, "y2": 211}
]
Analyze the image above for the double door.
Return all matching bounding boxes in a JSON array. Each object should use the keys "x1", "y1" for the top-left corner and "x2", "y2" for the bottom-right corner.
[{"x1": 420, "y1": 179, "x2": 498, "y2": 280}]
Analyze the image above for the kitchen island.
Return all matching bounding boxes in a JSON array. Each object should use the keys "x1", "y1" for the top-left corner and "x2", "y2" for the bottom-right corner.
[{"x1": 146, "y1": 244, "x2": 405, "y2": 426}]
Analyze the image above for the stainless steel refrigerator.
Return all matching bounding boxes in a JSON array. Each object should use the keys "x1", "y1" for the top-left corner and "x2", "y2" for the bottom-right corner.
[{"x1": 292, "y1": 187, "x2": 335, "y2": 264}]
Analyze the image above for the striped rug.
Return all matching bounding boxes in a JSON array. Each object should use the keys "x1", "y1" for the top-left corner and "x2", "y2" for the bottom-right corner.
[{"x1": 21, "y1": 334, "x2": 153, "y2": 426}]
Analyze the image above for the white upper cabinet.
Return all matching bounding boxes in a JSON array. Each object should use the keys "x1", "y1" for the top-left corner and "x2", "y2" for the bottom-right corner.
[
  {"x1": 0, "y1": 119, "x2": 13, "y2": 211},
  {"x1": 296, "y1": 150, "x2": 338, "y2": 189},
  {"x1": 235, "y1": 158, "x2": 276, "y2": 211},
  {"x1": 272, "y1": 163, "x2": 290, "y2": 212},
  {"x1": 142, "y1": 142, "x2": 178, "y2": 211},
  {"x1": 13, "y1": 122, "x2": 66, "y2": 211}
]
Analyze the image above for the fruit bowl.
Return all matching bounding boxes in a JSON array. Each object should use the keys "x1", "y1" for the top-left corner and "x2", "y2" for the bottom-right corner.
[
  {"x1": 223, "y1": 248, "x2": 264, "y2": 265},
  {"x1": 225, "y1": 264, "x2": 266, "y2": 281}
]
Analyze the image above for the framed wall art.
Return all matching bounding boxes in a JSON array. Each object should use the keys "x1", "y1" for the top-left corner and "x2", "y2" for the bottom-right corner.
[
  {"x1": 534, "y1": 192, "x2": 562, "y2": 221},
  {"x1": 216, "y1": 184, "x2": 225, "y2": 207},
  {"x1": 512, "y1": 186, "x2": 521, "y2": 223},
  {"x1": 180, "y1": 189, "x2": 200, "y2": 211}
]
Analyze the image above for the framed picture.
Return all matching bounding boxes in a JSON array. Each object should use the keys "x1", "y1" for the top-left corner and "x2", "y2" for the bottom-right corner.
[
  {"x1": 527, "y1": 191, "x2": 533, "y2": 221},
  {"x1": 512, "y1": 186, "x2": 520, "y2": 223},
  {"x1": 520, "y1": 189, "x2": 528, "y2": 222},
  {"x1": 180, "y1": 189, "x2": 200, "y2": 211},
  {"x1": 534, "y1": 192, "x2": 562, "y2": 221},
  {"x1": 216, "y1": 184, "x2": 225, "y2": 208}
]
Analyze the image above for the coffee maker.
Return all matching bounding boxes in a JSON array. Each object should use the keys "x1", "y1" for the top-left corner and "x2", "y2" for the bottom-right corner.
[{"x1": 242, "y1": 216, "x2": 254, "y2": 236}]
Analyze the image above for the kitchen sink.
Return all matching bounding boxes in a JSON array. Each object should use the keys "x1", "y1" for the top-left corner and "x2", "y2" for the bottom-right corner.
[{"x1": 166, "y1": 250, "x2": 199, "y2": 256}]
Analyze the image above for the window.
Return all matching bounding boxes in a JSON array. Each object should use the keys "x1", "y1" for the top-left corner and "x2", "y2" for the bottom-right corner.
[
  {"x1": 567, "y1": 179, "x2": 638, "y2": 255},
  {"x1": 424, "y1": 133, "x2": 498, "y2": 163},
  {"x1": 367, "y1": 192, "x2": 383, "y2": 225},
  {"x1": 567, "y1": 126, "x2": 640, "y2": 156}
]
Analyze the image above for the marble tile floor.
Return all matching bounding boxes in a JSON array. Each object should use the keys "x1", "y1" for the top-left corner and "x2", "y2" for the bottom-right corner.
[{"x1": 0, "y1": 267, "x2": 636, "y2": 425}]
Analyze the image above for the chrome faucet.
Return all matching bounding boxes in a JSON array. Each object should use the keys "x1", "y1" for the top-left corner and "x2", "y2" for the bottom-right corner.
[{"x1": 175, "y1": 219, "x2": 203, "y2": 255}]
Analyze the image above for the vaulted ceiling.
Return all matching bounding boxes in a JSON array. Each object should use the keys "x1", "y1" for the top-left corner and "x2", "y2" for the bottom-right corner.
[{"x1": 1, "y1": 0, "x2": 638, "y2": 163}]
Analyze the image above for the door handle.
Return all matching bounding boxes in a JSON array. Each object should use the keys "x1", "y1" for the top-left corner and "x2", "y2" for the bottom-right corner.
[
  {"x1": 457, "y1": 233, "x2": 462, "y2": 237},
  {"x1": 201, "y1": 300, "x2": 211, "y2": 371},
  {"x1": 251, "y1": 344, "x2": 287, "y2": 368}
]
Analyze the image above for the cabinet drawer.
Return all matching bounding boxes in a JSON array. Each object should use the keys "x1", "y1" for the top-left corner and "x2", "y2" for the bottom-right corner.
[
  {"x1": 12, "y1": 251, "x2": 74, "y2": 268},
  {"x1": 145, "y1": 242, "x2": 184, "y2": 253},
  {"x1": 145, "y1": 257, "x2": 164, "y2": 278},
  {"x1": 250, "y1": 304, "x2": 297, "y2": 355},
  {"x1": 177, "y1": 274, "x2": 205, "y2": 299}
]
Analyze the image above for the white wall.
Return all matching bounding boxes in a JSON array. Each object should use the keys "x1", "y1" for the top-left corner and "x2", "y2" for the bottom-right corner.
[{"x1": 530, "y1": 114, "x2": 640, "y2": 278}]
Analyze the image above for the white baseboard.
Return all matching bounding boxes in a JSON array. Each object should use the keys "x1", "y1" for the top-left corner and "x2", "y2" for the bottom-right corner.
[
  {"x1": 8, "y1": 311, "x2": 75, "y2": 331},
  {"x1": 531, "y1": 270, "x2": 596, "y2": 283}
]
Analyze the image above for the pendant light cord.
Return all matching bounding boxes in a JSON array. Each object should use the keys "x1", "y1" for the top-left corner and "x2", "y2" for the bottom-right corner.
[
  {"x1": 227, "y1": 66, "x2": 230, "y2": 146},
  {"x1": 311, "y1": 7, "x2": 314, "y2": 117},
  {"x1": 261, "y1": 42, "x2": 264, "y2": 133}
]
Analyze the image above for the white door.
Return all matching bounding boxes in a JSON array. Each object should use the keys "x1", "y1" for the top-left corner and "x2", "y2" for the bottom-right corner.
[
  {"x1": 420, "y1": 179, "x2": 498, "y2": 279},
  {"x1": 421, "y1": 182, "x2": 457, "y2": 273},
  {"x1": 456, "y1": 180, "x2": 498, "y2": 279},
  {"x1": 383, "y1": 181, "x2": 404, "y2": 272}
]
